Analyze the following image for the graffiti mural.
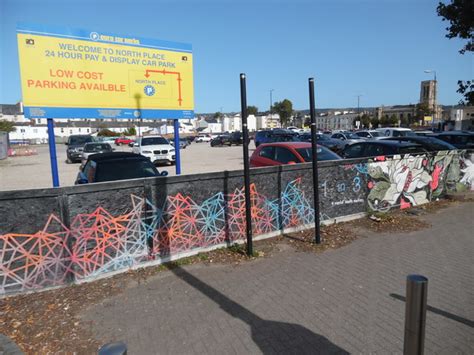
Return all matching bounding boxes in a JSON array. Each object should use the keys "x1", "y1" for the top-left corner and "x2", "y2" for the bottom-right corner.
[
  {"x1": 367, "y1": 151, "x2": 473, "y2": 211},
  {"x1": 0, "y1": 178, "x2": 313, "y2": 295}
]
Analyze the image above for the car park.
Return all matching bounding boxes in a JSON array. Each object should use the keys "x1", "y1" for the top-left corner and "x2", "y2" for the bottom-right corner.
[
  {"x1": 75, "y1": 152, "x2": 167, "y2": 184},
  {"x1": 375, "y1": 127, "x2": 417, "y2": 137},
  {"x1": 114, "y1": 137, "x2": 135, "y2": 146},
  {"x1": 382, "y1": 136, "x2": 456, "y2": 151},
  {"x1": 195, "y1": 134, "x2": 212, "y2": 143},
  {"x1": 132, "y1": 135, "x2": 176, "y2": 165},
  {"x1": 81, "y1": 142, "x2": 114, "y2": 165},
  {"x1": 250, "y1": 142, "x2": 341, "y2": 167},
  {"x1": 341, "y1": 140, "x2": 427, "y2": 159},
  {"x1": 65, "y1": 134, "x2": 94, "y2": 163},
  {"x1": 429, "y1": 131, "x2": 474, "y2": 149}
]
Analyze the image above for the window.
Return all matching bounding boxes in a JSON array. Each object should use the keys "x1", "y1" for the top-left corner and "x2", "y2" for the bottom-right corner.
[
  {"x1": 344, "y1": 144, "x2": 364, "y2": 158},
  {"x1": 33, "y1": 129, "x2": 38, "y2": 133},
  {"x1": 61, "y1": 128, "x2": 64, "y2": 133},
  {"x1": 356, "y1": 132, "x2": 369, "y2": 138},
  {"x1": 274, "y1": 147, "x2": 298, "y2": 164},
  {"x1": 79, "y1": 128, "x2": 81, "y2": 132},
  {"x1": 259, "y1": 146, "x2": 275, "y2": 160},
  {"x1": 20, "y1": 129, "x2": 25, "y2": 133},
  {"x1": 364, "y1": 144, "x2": 386, "y2": 157}
]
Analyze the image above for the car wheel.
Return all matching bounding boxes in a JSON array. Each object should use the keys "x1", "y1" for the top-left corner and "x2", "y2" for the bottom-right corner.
[{"x1": 66, "y1": 157, "x2": 72, "y2": 164}]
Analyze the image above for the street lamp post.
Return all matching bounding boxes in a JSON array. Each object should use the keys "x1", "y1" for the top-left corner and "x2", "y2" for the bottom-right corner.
[
  {"x1": 269, "y1": 89, "x2": 274, "y2": 127},
  {"x1": 424, "y1": 70, "x2": 437, "y2": 130}
]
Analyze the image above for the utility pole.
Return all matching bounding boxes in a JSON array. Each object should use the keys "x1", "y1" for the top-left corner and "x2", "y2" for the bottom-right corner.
[{"x1": 269, "y1": 89, "x2": 274, "y2": 127}]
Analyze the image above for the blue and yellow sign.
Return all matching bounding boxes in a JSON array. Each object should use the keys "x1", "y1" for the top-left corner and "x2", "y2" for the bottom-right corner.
[{"x1": 17, "y1": 24, "x2": 194, "y2": 119}]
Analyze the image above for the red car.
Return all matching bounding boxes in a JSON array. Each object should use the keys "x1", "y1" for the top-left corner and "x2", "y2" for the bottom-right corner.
[
  {"x1": 114, "y1": 137, "x2": 135, "y2": 146},
  {"x1": 250, "y1": 142, "x2": 341, "y2": 167}
]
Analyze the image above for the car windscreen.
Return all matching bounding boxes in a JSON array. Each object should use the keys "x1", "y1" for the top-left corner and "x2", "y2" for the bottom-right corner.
[
  {"x1": 394, "y1": 130, "x2": 417, "y2": 137},
  {"x1": 69, "y1": 136, "x2": 93, "y2": 145},
  {"x1": 141, "y1": 137, "x2": 169, "y2": 146},
  {"x1": 346, "y1": 133, "x2": 361, "y2": 139},
  {"x1": 95, "y1": 158, "x2": 158, "y2": 182},
  {"x1": 84, "y1": 143, "x2": 112, "y2": 152},
  {"x1": 296, "y1": 147, "x2": 341, "y2": 161},
  {"x1": 370, "y1": 131, "x2": 381, "y2": 137}
]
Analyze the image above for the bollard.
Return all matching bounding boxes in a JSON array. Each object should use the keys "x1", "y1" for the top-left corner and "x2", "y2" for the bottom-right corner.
[
  {"x1": 403, "y1": 275, "x2": 428, "y2": 355},
  {"x1": 98, "y1": 342, "x2": 127, "y2": 355}
]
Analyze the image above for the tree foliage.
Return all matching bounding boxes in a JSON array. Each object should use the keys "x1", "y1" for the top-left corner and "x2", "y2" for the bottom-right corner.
[
  {"x1": 437, "y1": 0, "x2": 473, "y2": 54},
  {"x1": 123, "y1": 126, "x2": 137, "y2": 136},
  {"x1": 437, "y1": 0, "x2": 473, "y2": 105},
  {"x1": 213, "y1": 111, "x2": 223, "y2": 120},
  {"x1": 0, "y1": 120, "x2": 16, "y2": 133},
  {"x1": 272, "y1": 99, "x2": 293, "y2": 127},
  {"x1": 416, "y1": 102, "x2": 433, "y2": 121},
  {"x1": 97, "y1": 128, "x2": 117, "y2": 137},
  {"x1": 456, "y1": 80, "x2": 474, "y2": 105},
  {"x1": 389, "y1": 114, "x2": 399, "y2": 126},
  {"x1": 370, "y1": 116, "x2": 380, "y2": 128},
  {"x1": 247, "y1": 106, "x2": 258, "y2": 115},
  {"x1": 360, "y1": 114, "x2": 371, "y2": 128}
]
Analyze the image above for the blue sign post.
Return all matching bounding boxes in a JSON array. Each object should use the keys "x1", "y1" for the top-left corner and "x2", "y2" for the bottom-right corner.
[
  {"x1": 47, "y1": 118, "x2": 60, "y2": 187},
  {"x1": 173, "y1": 119, "x2": 181, "y2": 175}
]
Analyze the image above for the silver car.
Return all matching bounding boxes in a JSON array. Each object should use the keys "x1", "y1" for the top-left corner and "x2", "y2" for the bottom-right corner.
[{"x1": 81, "y1": 142, "x2": 114, "y2": 165}]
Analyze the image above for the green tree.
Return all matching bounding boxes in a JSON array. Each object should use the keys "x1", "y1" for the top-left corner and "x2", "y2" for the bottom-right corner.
[
  {"x1": 247, "y1": 106, "x2": 258, "y2": 115},
  {"x1": 380, "y1": 115, "x2": 390, "y2": 126},
  {"x1": 370, "y1": 116, "x2": 380, "y2": 128},
  {"x1": 123, "y1": 126, "x2": 137, "y2": 136},
  {"x1": 400, "y1": 116, "x2": 409, "y2": 127},
  {"x1": 213, "y1": 111, "x2": 223, "y2": 120},
  {"x1": 272, "y1": 99, "x2": 293, "y2": 127},
  {"x1": 437, "y1": 0, "x2": 473, "y2": 104},
  {"x1": 0, "y1": 120, "x2": 16, "y2": 133},
  {"x1": 360, "y1": 114, "x2": 371, "y2": 128},
  {"x1": 416, "y1": 102, "x2": 433, "y2": 121},
  {"x1": 389, "y1": 114, "x2": 399, "y2": 126}
]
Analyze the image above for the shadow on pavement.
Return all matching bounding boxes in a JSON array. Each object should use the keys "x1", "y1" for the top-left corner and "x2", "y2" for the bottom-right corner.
[
  {"x1": 390, "y1": 293, "x2": 473, "y2": 328},
  {"x1": 169, "y1": 266, "x2": 348, "y2": 354}
]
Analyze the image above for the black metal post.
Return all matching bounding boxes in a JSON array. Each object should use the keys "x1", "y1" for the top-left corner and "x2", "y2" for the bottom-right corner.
[
  {"x1": 308, "y1": 78, "x2": 321, "y2": 244},
  {"x1": 240, "y1": 73, "x2": 253, "y2": 256},
  {"x1": 403, "y1": 275, "x2": 428, "y2": 355}
]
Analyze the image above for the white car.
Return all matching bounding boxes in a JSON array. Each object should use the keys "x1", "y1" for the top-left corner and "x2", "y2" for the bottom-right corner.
[
  {"x1": 132, "y1": 136, "x2": 175, "y2": 165},
  {"x1": 195, "y1": 134, "x2": 211, "y2": 143},
  {"x1": 376, "y1": 127, "x2": 417, "y2": 137}
]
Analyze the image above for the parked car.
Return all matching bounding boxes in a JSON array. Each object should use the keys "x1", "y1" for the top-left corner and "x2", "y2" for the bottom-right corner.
[
  {"x1": 229, "y1": 131, "x2": 243, "y2": 145},
  {"x1": 254, "y1": 129, "x2": 298, "y2": 147},
  {"x1": 382, "y1": 136, "x2": 456, "y2": 151},
  {"x1": 75, "y1": 152, "x2": 167, "y2": 184},
  {"x1": 298, "y1": 132, "x2": 346, "y2": 153},
  {"x1": 132, "y1": 136, "x2": 175, "y2": 165},
  {"x1": 250, "y1": 142, "x2": 341, "y2": 167},
  {"x1": 81, "y1": 142, "x2": 114, "y2": 165},
  {"x1": 195, "y1": 134, "x2": 212, "y2": 143},
  {"x1": 114, "y1": 137, "x2": 135, "y2": 146},
  {"x1": 210, "y1": 134, "x2": 231, "y2": 147},
  {"x1": 341, "y1": 140, "x2": 427, "y2": 159},
  {"x1": 375, "y1": 127, "x2": 417, "y2": 137},
  {"x1": 66, "y1": 134, "x2": 94, "y2": 163},
  {"x1": 429, "y1": 131, "x2": 474, "y2": 149},
  {"x1": 354, "y1": 130, "x2": 383, "y2": 139},
  {"x1": 170, "y1": 138, "x2": 189, "y2": 149}
]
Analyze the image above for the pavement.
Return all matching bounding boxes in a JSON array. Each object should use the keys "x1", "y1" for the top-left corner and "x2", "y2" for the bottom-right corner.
[{"x1": 81, "y1": 201, "x2": 474, "y2": 354}]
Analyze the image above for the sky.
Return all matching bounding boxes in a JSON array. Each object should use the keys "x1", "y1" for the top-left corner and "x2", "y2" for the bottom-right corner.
[{"x1": 1, "y1": 0, "x2": 473, "y2": 113}]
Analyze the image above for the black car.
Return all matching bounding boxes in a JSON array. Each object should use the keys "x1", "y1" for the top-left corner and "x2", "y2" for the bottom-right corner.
[
  {"x1": 429, "y1": 131, "x2": 474, "y2": 149},
  {"x1": 75, "y1": 152, "x2": 167, "y2": 184},
  {"x1": 229, "y1": 131, "x2": 243, "y2": 145},
  {"x1": 254, "y1": 129, "x2": 298, "y2": 147},
  {"x1": 66, "y1": 135, "x2": 93, "y2": 163},
  {"x1": 341, "y1": 140, "x2": 427, "y2": 159},
  {"x1": 382, "y1": 136, "x2": 456, "y2": 151},
  {"x1": 210, "y1": 135, "x2": 232, "y2": 147},
  {"x1": 298, "y1": 132, "x2": 346, "y2": 153}
]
